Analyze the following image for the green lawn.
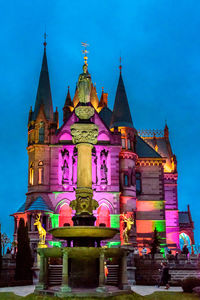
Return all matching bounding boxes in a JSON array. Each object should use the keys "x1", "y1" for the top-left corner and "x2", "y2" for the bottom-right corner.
[{"x1": 0, "y1": 292, "x2": 199, "y2": 300}]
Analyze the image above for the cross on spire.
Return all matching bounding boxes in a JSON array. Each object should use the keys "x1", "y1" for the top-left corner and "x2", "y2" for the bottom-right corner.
[
  {"x1": 43, "y1": 32, "x2": 47, "y2": 48},
  {"x1": 119, "y1": 56, "x2": 122, "y2": 73}
]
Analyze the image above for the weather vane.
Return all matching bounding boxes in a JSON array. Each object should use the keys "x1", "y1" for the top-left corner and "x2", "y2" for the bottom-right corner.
[{"x1": 81, "y1": 42, "x2": 89, "y2": 66}]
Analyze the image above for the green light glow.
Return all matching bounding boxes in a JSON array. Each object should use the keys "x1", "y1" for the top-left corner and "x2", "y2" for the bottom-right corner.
[
  {"x1": 152, "y1": 220, "x2": 165, "y2": 232},
  {"x1": 107, "y1": 241, "x2": 121, "y2": 248},
  {"x1": 50, "y1": 214, "x2": 59, "y2": 228},
  {"x1": 110, "y1": 214, "x2": 120, "y2": 228},
  {"x1": 48, "y1": 241, "x2": 61, "y2": 247}
]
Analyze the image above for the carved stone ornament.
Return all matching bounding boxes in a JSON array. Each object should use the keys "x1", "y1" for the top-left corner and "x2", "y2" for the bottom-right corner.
[
  {"x1": 70, "y1": 123, "x2": 99, "y2": 145},
  {"x1": 70, "y1": 187, "x2": 99, "y2": 215},
  {"x1": 75, "y1": 106, "x2": 94, "y2": 120}
]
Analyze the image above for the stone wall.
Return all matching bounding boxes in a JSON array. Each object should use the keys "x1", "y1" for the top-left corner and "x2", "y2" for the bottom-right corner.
[{"x1": 134, "y1": 254, "x2": 200, "y2": 285}]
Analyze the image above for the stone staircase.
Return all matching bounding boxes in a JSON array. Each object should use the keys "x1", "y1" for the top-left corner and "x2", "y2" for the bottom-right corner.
[
  {"x1": 106, "y1": 265, "x2": 119, "y2": 286},
  {"x1": 48, "y1": 264, "x2": 119, "y2": 287},
  {"x1": 48, "y1": 265, "x2": 62, "y2": 286}
]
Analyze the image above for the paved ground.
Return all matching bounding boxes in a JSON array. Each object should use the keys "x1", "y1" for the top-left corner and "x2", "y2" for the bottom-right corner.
[
  {"x1": 0, "y1": 285, "x2": 183, "y2": 297},
  {"x1": 131, "y1": 285, "x2": 183, "y2": 296}
]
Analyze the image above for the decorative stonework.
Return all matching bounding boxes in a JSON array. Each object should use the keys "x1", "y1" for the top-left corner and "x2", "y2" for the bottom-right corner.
[
  {"x1": 71, "y1": 123, "x2": 99, "y2": 145},
  {"x1": 70, "y1": 188, "x2": 99, "y2": 215},
  {"x1": 119, "y1": 151, "x2": 138, "y2": 160},
  {"x1": 75, "y1": 106, "x2": 94, "y2": 120},
  {"x1": 136, "y1": 158, "x2": 165, "y2": 167},
  {"x1": 164, "y1": 173, "x2": 178, "y2": 180}
]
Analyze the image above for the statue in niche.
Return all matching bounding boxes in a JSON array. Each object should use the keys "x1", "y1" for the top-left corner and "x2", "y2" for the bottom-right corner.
[
  {"x1": 62, "y1": 159, "x2": 69, "y2": 184},
  {"x1": 100, "y1": 160, "x2": 108, "y2": 184},
  {"x1": 100, "y1": 149, "x2": 108, "y2": 184},
  {"x1": 77, "y1": 64, "x2": 91, "y2": 104}
]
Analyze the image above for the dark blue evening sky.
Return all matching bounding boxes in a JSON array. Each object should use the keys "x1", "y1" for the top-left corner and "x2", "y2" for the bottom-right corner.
[{"x1": 0, "y1": 0, "x2": 200, "y2": 244}]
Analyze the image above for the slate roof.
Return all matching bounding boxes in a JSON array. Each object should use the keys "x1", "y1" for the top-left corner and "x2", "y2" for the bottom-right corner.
[
  {"x1": 33, "y1": 47, "x2": 53, "y2": 121},
  {"x1": 99, "y1": 106, "x2": 113, "y2": 128},
  {"x1": 16, "y1": 202, "x2": 26, "y2": 213},
  {"x1": 179, "y1": 212, "x2": 190, "y2": 224},
  {"x1": 135, "y1": 135, "x2": 162, "y2": 158},
  {"x1": 110, "y1": 73, "x2": 133, "y2": 129},
  {"x1": 27, "y1": 197, "x2": 53, "y2": 212},
  {"x1": 143, "y1": 137, "x2": 173, "y2": 160}
]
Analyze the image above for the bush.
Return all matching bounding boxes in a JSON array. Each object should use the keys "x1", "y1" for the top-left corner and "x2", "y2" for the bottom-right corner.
[{"x1": 182, "y1": 277, "x2": 200, "y2": 293}]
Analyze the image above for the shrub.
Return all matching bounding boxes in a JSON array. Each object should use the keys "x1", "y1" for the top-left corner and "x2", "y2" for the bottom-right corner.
[{"x1": 182, "y1": 277, "x2": 200, "y2": 293}]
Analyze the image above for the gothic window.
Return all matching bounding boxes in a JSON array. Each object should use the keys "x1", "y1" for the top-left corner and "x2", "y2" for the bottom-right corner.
[
  {"x1": 121, "y1": 139, "x2": 126, "y2": 149},
  {"x1": 96, "y1": 205, "x2": 110, "y2": 227},
  {"x1": 124, "y1": 174, "x2": 129, "y2": 186},
  {"x1": 38, "y1": 161, "x2": 44, "y2": 184},
  {"x1": 127, "y1": 139, "x2": 131, "y2": 150},
  {"x1": 39, "y1": 122, "x2": 45, "y2": 143},
  {"x1": 136, "y1": 172, "x2": 141, "y2": 194},
  {"x1": 59, "y1": 204, "x2": 73, "y2": 226},
  {"x1": 29, "y1": 163, "x2": 34, "y2": 185}
]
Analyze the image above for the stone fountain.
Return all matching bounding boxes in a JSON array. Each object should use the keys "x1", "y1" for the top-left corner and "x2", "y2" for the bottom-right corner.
[{"x1": 35, "y1": 64, "x2": 132, "y2": 297}]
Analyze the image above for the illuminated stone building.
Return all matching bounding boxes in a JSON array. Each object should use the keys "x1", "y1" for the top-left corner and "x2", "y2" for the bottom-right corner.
[{"x1": 12, "y1": 43, "x2": 194, "y2": 253}]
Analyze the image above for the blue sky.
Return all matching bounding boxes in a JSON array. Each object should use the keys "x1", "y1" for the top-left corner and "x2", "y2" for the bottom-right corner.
[{"x1": 0, "y1": 0, "x2": 200, "y2": 244}]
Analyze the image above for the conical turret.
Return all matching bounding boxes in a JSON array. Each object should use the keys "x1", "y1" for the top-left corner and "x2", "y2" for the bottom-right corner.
[
  {"x1": 33, "y1": 44, "x2": 53, "y2": 121},
  {"x1": 110, "y1": 69, "x2": 133, "y2": 129},
  {"x1": 63, "y1": 86, "x2": 74, "y2": 122}
]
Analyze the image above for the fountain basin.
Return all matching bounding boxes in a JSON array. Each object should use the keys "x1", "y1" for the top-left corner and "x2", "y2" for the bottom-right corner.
[{"x1": 48, "y1": 226, "x2": 119, "y2": 240}]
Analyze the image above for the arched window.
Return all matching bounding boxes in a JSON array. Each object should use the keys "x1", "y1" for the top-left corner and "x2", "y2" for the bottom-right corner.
[
  {"x1": 124, "y1": 174, "x2": 129, "y2": 186},
  {"x1": 29, "y1": 163, "x2": 34, "y2": 185},
  {"x1": 39, "y1": 122, "x2": 45, "y2": 143},
  {"x1": 38, "y1": 161, "x2": 44, "y2": 184},
  {"x1": 127, "y1": 139, "x2": 131, "y2": 150},
  {"x1": 136, "y1": 172, "x2": 141, "y2": 194},
  {"x1": 121, "y1": 139, "x2": 126, "y2": 149},
  {"x1": 96, "y1": 205, "x2": 110, "y2": 227},
  {"x1": 179, "y1": 232, "x2": 192, "y2": 253},
  {"x1": 59, "y1": 204, "x2": 73, "y2": 227}
]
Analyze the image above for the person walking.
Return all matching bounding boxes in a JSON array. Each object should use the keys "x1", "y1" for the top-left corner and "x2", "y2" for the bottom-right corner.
[{"x1": 157, "y1": 262, "x2": 170, "y2": 289}]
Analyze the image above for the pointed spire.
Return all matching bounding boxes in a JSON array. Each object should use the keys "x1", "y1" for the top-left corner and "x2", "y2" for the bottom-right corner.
[
  {"x1": 110, "y1": 67, "x2": 133, "y2": 129},
  {"x1": 164, "y1": 122, "x2": 169, "y2": 138},
  {"x1": 33, "y1": 35, "x2": 53, "y2": 121},
  {"x1": 64, "y1": 86, "x2": 73, "y2": 107}
]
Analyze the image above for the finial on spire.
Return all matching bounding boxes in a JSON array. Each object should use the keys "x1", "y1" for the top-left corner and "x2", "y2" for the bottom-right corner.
[
  {"x1": 81, "y1": 42, "x2": 89, "y2": 65},
  {"x1": 119, "y1": 56, "x2": 122, "y2": 73},
  {"x1": 43, "y1": 32, "x2": 47, "y2": 49}
]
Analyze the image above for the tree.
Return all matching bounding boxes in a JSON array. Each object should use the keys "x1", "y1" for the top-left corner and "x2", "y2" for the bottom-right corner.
[
  {"x1": 15, "y1": 218, "x2": 33, "y2": 281},
  {"x1": 150, "y1": 227, "x2": 162, "y2": 259},
  {"x1": 1, "y1": 233, "x2": 11, "y2": 255}
]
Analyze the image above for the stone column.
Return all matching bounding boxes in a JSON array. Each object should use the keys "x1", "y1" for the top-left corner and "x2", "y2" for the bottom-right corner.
[
  {"x1": 35, "y1": 251, "x2": 48, "y2": 291},
  {"x1": 77, "y1": 143, "x2": 93, "y2": 188},
  {"x1": 96, "y1": 249, "x2": 107, "y2": 292},
  {"x1": 119, "y1": 250, "x2": 131, "y2": 290},
  {"x1": 60, "y1": 249, "x2": 71, "y2": 293}
]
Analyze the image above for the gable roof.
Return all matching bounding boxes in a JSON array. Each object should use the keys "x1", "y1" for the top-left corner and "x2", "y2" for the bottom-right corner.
[
  {"x1": 99, "y1": 106, "x2": 113, "y2": 128},
  {"x1": 179, "y1": 212, "x2": 190, "y2": 224},
  {"x1": 135, "y1": 135, "x2": 162, "y2": 158}
]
